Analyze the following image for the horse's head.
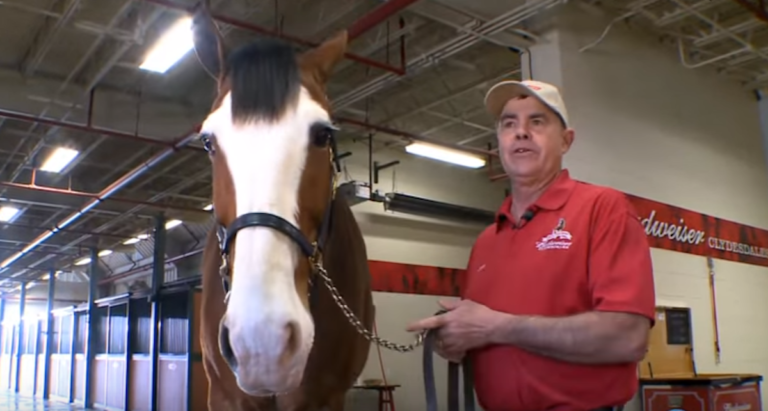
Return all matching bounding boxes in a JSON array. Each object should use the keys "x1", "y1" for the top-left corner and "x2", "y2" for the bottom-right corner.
[{"x1": 192, "y1": 5, "x2": 347, "y2": 396}]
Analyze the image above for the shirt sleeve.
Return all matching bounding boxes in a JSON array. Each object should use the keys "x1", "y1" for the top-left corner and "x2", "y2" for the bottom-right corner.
[{"x1": 588, "y1": 189, "x2": 656, "y2": 324}]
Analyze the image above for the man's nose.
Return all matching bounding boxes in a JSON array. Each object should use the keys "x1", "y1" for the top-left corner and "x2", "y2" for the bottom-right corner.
[{"x1": 514, "y1": 131, "x2": 531, "y2": 140}]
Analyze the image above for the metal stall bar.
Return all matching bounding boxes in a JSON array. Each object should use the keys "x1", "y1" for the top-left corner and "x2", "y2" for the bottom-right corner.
[
  {"x1": 67, "y1": 308, "x2": 76, "y2": 404},
  {"x1": 41, "y1": 269, "x2": 55, "y2": 399},
  {"x1": 123, "y1": 292, "x2": 133, "y2": 411},
  {"x1": 83, "y1": 248, "x2": 99, "y2": 408},
  {"x1": 148, "y1": 214, "x2": 166, "y2": 411},
  {"x1": 13, "y1": 282, "x2": 26, "y2": 393},
  {"x1": 31, "y1": 316, "x2": 41, "y2": 396}
]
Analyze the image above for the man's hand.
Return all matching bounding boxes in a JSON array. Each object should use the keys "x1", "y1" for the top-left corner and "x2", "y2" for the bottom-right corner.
[{"x1": 406, "y1": 299, "x2": 504, "y2": 360}]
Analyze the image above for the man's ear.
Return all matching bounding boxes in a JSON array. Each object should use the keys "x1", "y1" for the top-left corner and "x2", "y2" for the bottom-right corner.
[
  {"x1": 561, "y1": 128, "x2": 575, "y2": 154},
  {"x1": 191, "y1": 2, "x2": 229, "y2": 82},
  {"x1": 299, "y1": 30, "x2": 348, "y2": 84}
]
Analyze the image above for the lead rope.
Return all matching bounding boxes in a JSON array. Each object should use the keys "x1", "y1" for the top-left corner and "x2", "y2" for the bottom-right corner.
[{"x1": 422, "y1": 311, "x2": 475, "y2": 411}]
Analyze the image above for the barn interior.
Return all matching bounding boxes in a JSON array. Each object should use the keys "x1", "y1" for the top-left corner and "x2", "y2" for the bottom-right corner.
[{"x1": 1, "y1": 0, "x2": 768, "y2": 410}]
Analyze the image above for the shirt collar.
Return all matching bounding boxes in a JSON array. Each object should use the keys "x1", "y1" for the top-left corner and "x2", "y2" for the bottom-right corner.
[{"x1": 495, "y1": 169, "x2": 577, "y2": 227}]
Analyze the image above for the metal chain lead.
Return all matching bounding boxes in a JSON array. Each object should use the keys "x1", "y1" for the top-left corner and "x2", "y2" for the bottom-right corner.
[{"x1": 313, "y1": 263, "x2": 428, "y2": 353}]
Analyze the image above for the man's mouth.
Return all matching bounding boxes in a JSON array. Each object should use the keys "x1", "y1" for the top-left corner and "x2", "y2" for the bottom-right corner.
[{"x1": 513, "y1": 148, "x2": 533, "y2": 154}]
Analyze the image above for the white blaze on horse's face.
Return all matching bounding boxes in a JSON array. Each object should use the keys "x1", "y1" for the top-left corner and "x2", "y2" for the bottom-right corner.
[{"x1": 200, "y1": 86, "x2": 330, "y2": 395}]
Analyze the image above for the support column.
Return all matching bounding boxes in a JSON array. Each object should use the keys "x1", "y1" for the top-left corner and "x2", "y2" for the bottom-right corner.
[
  {"x1": 13, "y1": 281, "x2": 26, "y2": 393},
  {"x1": 83, "y1": 248, "x2": 99, "y2": 408},
  {"x1": 148, "y1": 213, "x2": 166, "y2": 411},
  {"x1": 42, "y1": 269, "x2": 56, "y2": 399}
]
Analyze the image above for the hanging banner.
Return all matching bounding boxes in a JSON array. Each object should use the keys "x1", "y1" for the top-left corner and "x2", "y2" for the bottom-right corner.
[{"x1": 626, "y1": 194, "x2": 768, "y2": 268}]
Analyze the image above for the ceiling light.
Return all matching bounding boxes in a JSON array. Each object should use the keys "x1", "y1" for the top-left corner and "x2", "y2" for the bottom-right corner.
[
  {"x1": 139, "y1": 17, "x2": 194, "y2": 73},
  {"x1": 165, "y1": 219, "x2": 183, "y2": 229},
  {"x1": 98, "y1": 249, "x2": 113, "y2": 257},
  {"x1": 137, "y1": 233, "x2": 149, "y2": 240},
  {"x1": 122, "y1": 237, "x2": 140, "y2": 245},
  {"x1": 405, "y1": 142, "x2": 486, "y2": 169},
  {"x1": 74, "y1": 257, "x2": 91, "y2": 266},
  {"x1": 0, "y1": 206, "x2": 20, "y2": 223},
  {"x1": 203, "y1": 203, "x2": 213, "y2": 211},
  {"x1": 40, "y1": 147, "x2": 79, "y2": 173}
]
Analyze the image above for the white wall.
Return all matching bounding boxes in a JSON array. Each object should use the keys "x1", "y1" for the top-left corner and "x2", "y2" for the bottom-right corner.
[
  {"x1": 337, "y1": 140, "x2": 505, "y2": 410},
  {"x1": 534, "y1": 3, "x2": 768, "y2": 410}
]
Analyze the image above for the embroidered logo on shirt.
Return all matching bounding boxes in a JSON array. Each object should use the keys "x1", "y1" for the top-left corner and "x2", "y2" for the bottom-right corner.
[{"x1": 536, "y1": 218, "x2": 572, "y2": 251}]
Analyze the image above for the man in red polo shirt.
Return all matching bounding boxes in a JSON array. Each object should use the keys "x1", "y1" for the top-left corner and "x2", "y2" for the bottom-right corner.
[{"x1": 407, "y1": 79, "x2": 656, "y2": 411}]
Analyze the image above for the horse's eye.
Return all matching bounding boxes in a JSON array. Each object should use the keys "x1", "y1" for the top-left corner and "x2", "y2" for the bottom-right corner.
[
  {"x1": 200, "y1": 132, "x2": 216, "y2": 154},
  {"x1": 310, "y1": 124, "x2": 335, "y2": 147}
]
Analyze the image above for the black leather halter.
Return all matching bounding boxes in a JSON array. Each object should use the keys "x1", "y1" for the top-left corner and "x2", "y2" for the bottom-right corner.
[
  {"x1": 200, "y1": 128, "x2": 342, "y2": 303},
  {"x1": 423, "y1": 310, "x2": 476, "y2": 411}
]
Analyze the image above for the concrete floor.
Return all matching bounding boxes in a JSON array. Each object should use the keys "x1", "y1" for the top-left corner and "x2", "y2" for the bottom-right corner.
[{"x1": 0, "y1": 392, "x2": 93, "y2": 410}]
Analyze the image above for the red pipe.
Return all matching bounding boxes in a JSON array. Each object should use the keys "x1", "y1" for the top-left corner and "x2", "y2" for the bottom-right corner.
[
  {"x1": 0, "y1": 107, "x2": 204, "y2": 152},
  {"x1": 347, "y1": 0, "x2": 421, "y2": 40},
  {"x1": 0, "y1": 181, "x2": 211, "y2": 215},
  {"x1": 142, "y1": 0, "x2": 406, "y2": 75},
  {"x1": 98, "y1": 248, "x2": 204, "y2": 285},
  {"x1": 731, "y1": 0, "x2": 768, "y2": 23}
]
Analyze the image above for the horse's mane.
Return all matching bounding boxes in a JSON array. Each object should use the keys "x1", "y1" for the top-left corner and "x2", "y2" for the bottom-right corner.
[
  {"x1": 227, "y1": 38, "x2": 301, "y2": 124},
  {"x1": 324, "y1": 193, "x2": 371, "y2": 287}
]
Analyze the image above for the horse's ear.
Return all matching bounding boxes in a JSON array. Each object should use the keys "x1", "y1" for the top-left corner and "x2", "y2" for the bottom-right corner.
[
  {"x1": 191, "y1": 3, "x2": 228, "y2": 81},
  {"x1": 300, "y1": 30, "x2": 348, "y2": 84}
]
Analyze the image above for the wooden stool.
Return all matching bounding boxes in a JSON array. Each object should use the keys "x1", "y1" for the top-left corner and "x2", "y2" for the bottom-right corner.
[{"x1": 353, "y1": 383, "x2": 400, "y2": 411}]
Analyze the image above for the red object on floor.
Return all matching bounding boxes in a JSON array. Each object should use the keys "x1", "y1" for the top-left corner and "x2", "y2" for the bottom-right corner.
[
  {"x1": 378, "y1": 385, "x2": 396, "y2": 411},
  {"x1": 353, "y1": 384, "x2": 400, "y2": 411}
]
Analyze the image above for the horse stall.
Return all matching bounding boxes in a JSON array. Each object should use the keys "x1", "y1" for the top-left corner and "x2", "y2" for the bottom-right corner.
[
  {"x1": 48, "y1": 306, "x2": 78, "y2": 402},
  {"x1": 90, "y1": 294, "x2": 130, "y2": 410},
  {"x1": 72, "y1": 280, "x2": 206, "y2": 411}
]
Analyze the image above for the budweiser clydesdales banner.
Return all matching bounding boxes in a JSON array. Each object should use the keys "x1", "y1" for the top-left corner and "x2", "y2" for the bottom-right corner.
[
  {"x1": 626, "y1": 194, "x2": 768, "y2": 268},
  {"x1": 369, "y1": 194, "x2": 768, "y2": 297}
]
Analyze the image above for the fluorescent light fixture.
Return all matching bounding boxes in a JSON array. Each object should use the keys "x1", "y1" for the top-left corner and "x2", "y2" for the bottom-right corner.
[
  {"x1": 165, "y1": 219, "x2": 182, "y2": 229},
  {"x1": 405, "y1": 141, "x2": 486, "y2": 169},
  {"x1": 74, "y1": 257, "x2": 91, "y2": 266},
  {"x1": 139, "y1": 17, "x2": 194, "y2": 73},
  {"x1": 98, "y1": 249, "x2": 113, "y2": 257},
  {"x1": 40, "y1": 147, "x2": 79, "y2": 173},
  {"x1": 122, "y1": 237, "x2": 140, "y2": 245},
  {"x1": 203, "y1": 203, "x2": 213, "y2": 211},
  {"x1": 0, "y1": 206, "x2": 20, "y2": 222},
  {"x1": 137, "y1": 233, "x2": 149, "y2": 240}
]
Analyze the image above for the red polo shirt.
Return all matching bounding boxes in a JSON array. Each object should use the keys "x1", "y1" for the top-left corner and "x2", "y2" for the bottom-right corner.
[{"x1": 463, "y1": 169, "x2": 655, "y2": 411}]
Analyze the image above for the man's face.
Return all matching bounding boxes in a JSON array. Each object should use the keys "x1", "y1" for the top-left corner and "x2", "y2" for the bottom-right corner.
[{"x1": 496, "y1": 95, "x2": 574, "y2": 181}]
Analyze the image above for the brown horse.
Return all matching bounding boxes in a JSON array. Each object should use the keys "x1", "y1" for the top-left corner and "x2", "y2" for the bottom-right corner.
[{"x1": 191, "y1": 4, "x2": 377, "y2": 410}]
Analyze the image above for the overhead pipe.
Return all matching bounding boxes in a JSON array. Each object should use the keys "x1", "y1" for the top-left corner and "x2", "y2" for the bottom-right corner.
[
  {"x1": 0, "y1": 125, "x2": 201, "y2": 274},
  {"x1": 346, "y1": 0, "x2": 421, "y2": 39},
  {"x1": 0, "y1": 181, "x2": 211, "y2": 215},
  {"x1": 730, "y1": 0, "x2": 768, "y2": 24},
  {"x1": 141, "y1": 0, "x2": 407, "y2": 75},
  {"x1": 0, "y1": 107, "x2": 204, "y2": 152},
  {"x1": 332, "y1": 0, "x2": 564, "y2": 109}
]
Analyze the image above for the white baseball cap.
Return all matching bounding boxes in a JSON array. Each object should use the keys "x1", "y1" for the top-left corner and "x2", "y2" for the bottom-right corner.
[{"x1": 484, "y1": 79, "x2": 569, "y2": 127}]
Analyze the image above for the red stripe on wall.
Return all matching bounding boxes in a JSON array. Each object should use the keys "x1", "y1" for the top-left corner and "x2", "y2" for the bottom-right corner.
[{"x1": 368, "y1": 260, "x2": 465, "y2": 297}]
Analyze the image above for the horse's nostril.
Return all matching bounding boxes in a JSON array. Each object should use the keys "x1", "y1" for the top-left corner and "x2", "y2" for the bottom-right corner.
[{"x1": 218, "y1": 321, "x2": 237, "y2": 370}]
